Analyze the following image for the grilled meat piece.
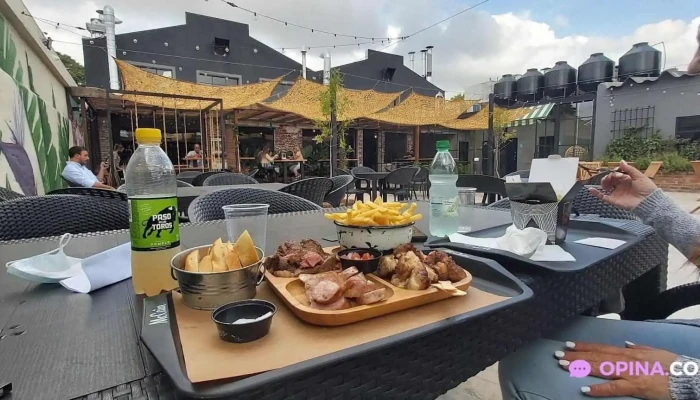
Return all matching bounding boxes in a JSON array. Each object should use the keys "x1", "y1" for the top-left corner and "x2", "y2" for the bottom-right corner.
[
  {"x1": 340, "y1": 266, "x2": 360, "y2": 279},
  {"x1": 300, "y1": 272, "x2": 345, "y2": 305},
  {"x1": 377, "y1": 255, "x2": 397, "y2": 278},
  {"x1": 266, "y1": 239, "x2": 340, "y2": 277},
  {"x1": 300, "y1": 252, "x2": 324, "y2": 269},
  {"x1": 277, "y1": 241, "x2": 302, "y2": 256},
  {"x1": 301, "y1": 239, "x2": 326, "y2": 255},
  {"x1": 424, "y1": 251, "x2": 467, "y2": 282},
  {"x1": 344, "y1": 273, "x2": 371, "y2": 298},
  {"x1": 310, "y1": 296, "x2": 351, "y2": 310},
  {"x1": 358, "y1": 288, "x2": 387, "y2": 305}
]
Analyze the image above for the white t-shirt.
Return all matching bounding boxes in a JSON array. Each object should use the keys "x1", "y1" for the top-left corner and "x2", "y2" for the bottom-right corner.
[
  {"x1": 187, "y1": 151, "x2": 202, "y2": 167},
  {"x1": 62, "y1": 161, "x2": 98, "y2": 187}
]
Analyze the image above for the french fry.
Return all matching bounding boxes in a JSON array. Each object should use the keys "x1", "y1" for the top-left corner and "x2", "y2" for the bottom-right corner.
[{"x1": 324, "y1": 199, "x2": 422, "y2": 227}]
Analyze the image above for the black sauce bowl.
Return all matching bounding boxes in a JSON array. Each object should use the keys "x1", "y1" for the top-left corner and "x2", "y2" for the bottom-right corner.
[
  {"x1": 337, "y1": 248, "x2": 383, "y2": 274},
  {"x1": 211, "y1": 299, "x2": 276, "y2": 343}
]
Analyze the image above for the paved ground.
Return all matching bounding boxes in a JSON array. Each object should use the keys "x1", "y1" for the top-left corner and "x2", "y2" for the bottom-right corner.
[{"x1": 436, "y1": 191, "x2": 700, "y2": 400}]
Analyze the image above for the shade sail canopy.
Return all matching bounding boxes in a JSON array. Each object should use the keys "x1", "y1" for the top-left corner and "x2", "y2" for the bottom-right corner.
[
  {"x1": 364, "y1": 92, "x2": 477, "y2": 126},
  {"x1": 117, "y1": 60, "x2": 282, "y2": 110},
  {"x1": 261, "y1": 78, "x2": 401, "y2": 122},
  {"x1": 439, "y1": 106, "x2": 531, "y2": 130}
]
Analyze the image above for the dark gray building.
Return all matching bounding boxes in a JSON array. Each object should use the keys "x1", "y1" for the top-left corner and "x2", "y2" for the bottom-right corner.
[{"x1": 593, "y1": 70, "x2": 700, "y2": 157}]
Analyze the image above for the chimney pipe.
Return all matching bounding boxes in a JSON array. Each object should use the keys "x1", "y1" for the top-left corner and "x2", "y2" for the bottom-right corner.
[
  {"x1": 102, "y1": 6, "x2": 121, "y2": 90},
  {"x1": 420, "y1": 49, "x2": 427, "y2": 78},
  {"x1": 323, "y1": 51, "x2": 331, "y2": 85},
  {"x1": 301, "y1": 46, "x2": 307, "y2": 79},
  {"x1": 425, "y1": 46, "x2": 434, "y2": 83},
  {"x1": 408, "y1": 51, "x2": 415, "y2": 71}
]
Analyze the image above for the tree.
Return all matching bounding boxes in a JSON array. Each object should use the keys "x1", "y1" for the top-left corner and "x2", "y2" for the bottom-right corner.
[
  {"x1": 57, "y1": 52, "x2": 85, "y2": 86},
  {"x1": 491, "y1": 107, "x2": 517, "y2": 177},
  {"x1": 449, "y1": 93, "x2": 465, "y2": 101},
  {"x1": 314, "y1": 70, "x2": 352, "y2": 170}
]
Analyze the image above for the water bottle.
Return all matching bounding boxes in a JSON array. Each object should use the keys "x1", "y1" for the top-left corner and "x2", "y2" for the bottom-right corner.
[
  {"x1": 125, "y1": 128, "x2": 181, "y2": 296},
  {"x1": 429, "y1": 140, "x2": 458, "y2": 237}
]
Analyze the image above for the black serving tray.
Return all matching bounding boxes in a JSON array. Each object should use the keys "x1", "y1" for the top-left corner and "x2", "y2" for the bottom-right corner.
[
  {"x1": 140, "y1": 250, "x2": 533, "y2": 399},
  {"x1": 426, "y1": 220, "x2": 644, "y2": 273}
]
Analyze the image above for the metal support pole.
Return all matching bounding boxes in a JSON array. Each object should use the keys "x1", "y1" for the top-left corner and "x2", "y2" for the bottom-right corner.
[
  {"x1": 105, "y1": 87, "x2": 113, "y2": 173},
  {"x1": 589, "y1": 97, "x2": 597, "y2": 161},
  {"x1": 219, "y1": 101, "x2": 225, "y2": 169},
  {"x1": 486, "y1": 93, "x2": 495, "y2": 176},
  {"x1": 330, "y1": 96, "x2": 337, "y2": 177}
]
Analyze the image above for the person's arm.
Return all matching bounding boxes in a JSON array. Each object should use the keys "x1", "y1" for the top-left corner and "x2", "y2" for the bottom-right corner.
[
  {"x1": 96, "y1": 162, "x2": 108, "y2": 182},
  {"x1": 92, "y1": 181, "x2": 114, "y2": 190},
  {"x1": 669, "y1": 355, "x2": 700, "y2": 399},
  {"x1": 633, "y1": 189, "x2": 700, "y2": 257}
]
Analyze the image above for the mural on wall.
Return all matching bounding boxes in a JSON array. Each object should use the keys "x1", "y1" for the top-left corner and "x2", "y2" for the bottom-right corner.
[{"x1": 0, "y1": 12, "x2": 71, "y2": 195}]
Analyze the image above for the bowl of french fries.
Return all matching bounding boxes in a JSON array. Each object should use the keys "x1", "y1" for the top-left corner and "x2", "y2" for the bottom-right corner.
[
  {"x1": 325, "y1": 198, "x2": 422, "y2": 252},
  {"x1": 170, "y1": 231, "x2": 266, "y2": 310}
]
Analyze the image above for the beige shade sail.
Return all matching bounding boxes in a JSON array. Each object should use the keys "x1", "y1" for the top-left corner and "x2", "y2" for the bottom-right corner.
[
  {"x1": 261, "y1": 78, "x2": 402, "y2": 122},
  {"x1": 439, "y1": 106, "x2": 530, "y2": 130},
  {"x1": 116, "y1": 59, "x2": 283, "y2": 110},
  {"x1": 364, "y1": 92, "x2": 477, "y2": 126}
]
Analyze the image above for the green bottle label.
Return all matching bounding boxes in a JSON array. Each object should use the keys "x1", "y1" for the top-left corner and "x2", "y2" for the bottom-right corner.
[{"x1": 129, "y1": 197, "x2": 180, "y2": 251}]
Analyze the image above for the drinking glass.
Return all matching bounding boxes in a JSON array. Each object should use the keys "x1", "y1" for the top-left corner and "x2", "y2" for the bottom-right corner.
[
  {"x1": 222, "y1": 204, "x2": 269, "y2": 249},
  {"x1": 457, "y1": 188, "x2": 476, "y2": 233}
]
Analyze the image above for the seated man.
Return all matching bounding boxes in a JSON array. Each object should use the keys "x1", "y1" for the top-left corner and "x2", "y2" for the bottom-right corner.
[
  {"x1": 185, "y1": 144, "x2": 203, "y2": 168},
  {"x1": 62, "y1": 146, "x2": 113, "y2": 189}
]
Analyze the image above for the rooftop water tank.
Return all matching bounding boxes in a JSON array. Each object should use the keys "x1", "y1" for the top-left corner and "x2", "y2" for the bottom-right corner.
[
  {"x1": 545, "y1": 61, "x2": 577, "y2": 97},
  {"x1": 578, "y1": 53, "x2": 614, "y2": 92},
  {"x1": 494, "y1": 74, "x2": 517, "y2": 106},
  {"x1": 618, "y1": 42, "x2": 661, "y2": 80},
  {"x1": 516, "y1": 68, "x2": 544, "y2": 102}
]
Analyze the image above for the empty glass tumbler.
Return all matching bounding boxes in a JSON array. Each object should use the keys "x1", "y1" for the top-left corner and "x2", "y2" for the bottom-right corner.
[{"x1": 457, "y1": 188, "x2": 476, "y2": 233}]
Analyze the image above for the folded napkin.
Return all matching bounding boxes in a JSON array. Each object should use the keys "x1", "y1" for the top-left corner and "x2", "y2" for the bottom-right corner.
[
  {"x1": 448, "y1": 225, "x2": 576, "y2": 262},
  {"x1": 6, "y1": 233, "x2": 83, "y2": 283},
  {"x1": 60, "y1": 243, "x2": 132, "y2": 293}
]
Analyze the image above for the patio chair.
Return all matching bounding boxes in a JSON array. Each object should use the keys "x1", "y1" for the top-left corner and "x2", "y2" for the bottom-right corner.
[
  {"x1": 176, "y1": 171, "x2": 202, "y2": 184},
  {"x1": 0, "y1": 195, "x2": 130, "y2": 240},
  {"x1": 62, "y1": 177, "x2": 81, "y2": 188},
  {"x1": 487, "y1": 197, "x2": 511, "y2": 209},
  {"x1": 587, "y1": 170, "x2": 613, "y2": 185},
  {"x1": 117, "y1": 180, "x2": 192, "y2": 193},
  {"x1": 0, "y1": 187, "x2": 24, "y2": 202},
  {"x1": 279, "y1": 177, "x2": 333, "y2": 206},
  {"x1": 411, "y1": 167, "x2": 429, "y2": 200},
  {"x1": 456, "y1": 175, "x2": 506, "y2": 205},
  {"x1": 350, "y1": 166, "x2": 375, "y2": 190},
  {"x1": 246, "y1": 168, "x2": 259, "y2": 178},
  {"x1": 203, "y1": 173, "x2": 258, "y2": 186},
  {"x1": 380, "y1": 167, "x2": 419, "y2": 202},
  {"x1": 572, "y1": 185, "x2": 637, "y2": 220},
  {"x1": 188, "y1": 188, "x2": 321, "y2": 222},
  {"x1": 324, "y1": 175, "x2": 354, "y2": 207},
  {"x1": 48, "y1": 187, "x2": 128, "y2": 201},
  {"x1": 337, "y1": 168, "x2": 370, "y2": 203},
  {"x1": 504, "y1": 170, "x2": 530, "y2": 180},
  {"x1": 644, "y1": 161, "x2": 663, "y2": 178},
  {"x1": 191, "y1": 171, "x2": 223, "y2": 187}
]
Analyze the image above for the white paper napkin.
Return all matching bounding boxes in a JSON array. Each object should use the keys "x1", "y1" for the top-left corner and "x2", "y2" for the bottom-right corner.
[
  {"x1": 574, "y1": 237, "x2": 626, "y2": 250},
  {"x1": 60, "y1": 243, "x2": 132, "y2": 294}
]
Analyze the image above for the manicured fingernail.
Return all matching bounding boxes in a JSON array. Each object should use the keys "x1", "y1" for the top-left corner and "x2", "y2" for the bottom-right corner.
[
  {"x1": 566, "y1": 341, "x2": 576, "y2": 349},
  {"x1": 625, "y1": 341, "x2": 635, "y2": 347},
  {"x1": 581, "y1": 386, "x2": 591, "y2": 394},
  {"x1": 554, "y1": 351, "x2": 565, "y2": 358},
  {"x1": 559, "y1": 360, "x2": 570, "y2": 366}
]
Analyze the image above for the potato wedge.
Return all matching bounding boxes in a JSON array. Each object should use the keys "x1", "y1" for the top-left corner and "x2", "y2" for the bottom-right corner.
[
  {"x1": 184, "y1": 249, "x2": 200, "y2": 272},
  {"x1": 199, "y1": 254, "x2": 213, "y2": 272},
  {"x1": 232, "y1": 230, "x2": 259, "y2": 268}
]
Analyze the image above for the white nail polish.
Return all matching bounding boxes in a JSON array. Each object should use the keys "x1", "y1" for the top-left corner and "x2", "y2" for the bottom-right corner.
[
  {"x1": 581, "y1": 386, "x2": 591, "y2": 394},
  {"x1": 625, "y1": 341, "x2": 635, "y2": 347},
  {"x1": 566, "y1": 341, "x2": 576, "y2": 349},
  {"x1": 559, "y1": 360, "x2": 570, "y2": 366},
  {"x1": 554, "y1": 351, "x2": 565, "y2": 358}
]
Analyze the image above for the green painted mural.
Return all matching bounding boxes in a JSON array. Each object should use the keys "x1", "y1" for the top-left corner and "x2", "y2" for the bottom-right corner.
[{"x1": 0, "y1": 11, "x2": 72, "y2": 195}]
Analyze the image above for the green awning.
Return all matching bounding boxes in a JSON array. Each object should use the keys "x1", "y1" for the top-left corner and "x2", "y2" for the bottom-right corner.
[{"x1": 509, "y1": 103, "x2": 554, "y2": 126}]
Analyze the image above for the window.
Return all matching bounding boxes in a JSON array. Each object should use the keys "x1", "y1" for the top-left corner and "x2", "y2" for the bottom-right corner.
[
  {"x1": 537, "y1": 136, "x2": 555, "y2": 158},
  {"x1": 129, "y1": 62, "x2": 175, "y2": 78},
  {"x1": 196, "y1": 71, "x2": 240, "y2": 86},
  {"x1": 676, "y1": 115, "x2": 700, "y2": 141},
  {"x1": 458, "y1": 141, "x2": 469, "y2": 162},
  {"x1": 610, "y1": 106, "x2": 655, "y2": 138}
]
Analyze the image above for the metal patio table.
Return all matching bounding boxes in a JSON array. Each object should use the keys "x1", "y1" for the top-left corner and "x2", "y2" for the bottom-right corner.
[
  {"x1": 176, "y1": 183, "x2": 286, "y2": 218},
  {"x1": 351, "y1": 171, "x2": 389, "y2": 200},
  {"x1": 0, "y1": 205, "x2": 668, "y2": 400}
]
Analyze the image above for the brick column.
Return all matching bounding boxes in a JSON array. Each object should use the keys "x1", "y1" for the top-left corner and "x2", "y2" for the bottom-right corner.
[
  {"x1": 274, "y1": 125, "x2": 302, "y2": 154},
  {"x1": 356, "y1": 129, "x2": 363, "y2": 166},
  {"x1": 97, "y1": 110, "x2": 111, "y2": 163},
  {"x1": 377, "y1": 131, "x2": 385, "y2": 170},
  {"x1": 406, "y1": 132, "x2": 414, "y2": 154},
  {"x1": 223, "y1": 118, "x2": 240, "y2": 172}
]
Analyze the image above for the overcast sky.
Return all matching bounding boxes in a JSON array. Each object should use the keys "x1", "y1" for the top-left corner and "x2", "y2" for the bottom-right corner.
[{"x1": 23, "y1": 0, "x2": 700, "y2": 97}]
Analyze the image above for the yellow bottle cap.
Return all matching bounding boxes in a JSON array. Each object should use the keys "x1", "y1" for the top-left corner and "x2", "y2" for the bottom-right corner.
[{"x1": 135, "y1": 128, "x2": 162, "y2": 143}]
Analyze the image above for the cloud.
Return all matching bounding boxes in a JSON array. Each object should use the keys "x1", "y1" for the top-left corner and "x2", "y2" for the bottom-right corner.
[
  {"x1": 554, "y1": 15, "x2": 569, "y2": 27},
  {"x1": 22, "y1": 0, "x2": 699, "y2": 97}
]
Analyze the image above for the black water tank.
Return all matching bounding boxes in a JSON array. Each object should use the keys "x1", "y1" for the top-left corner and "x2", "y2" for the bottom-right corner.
[
  {"x1": 578, "y1": 53, "x2": 614, "y2": 92},
  {"x1": 517, "y1": 68, "x2": 544, "y2": 102},
  {"x1": 618, "y1": 42, "x2": 661, "y2": 80},
  {"x1": 494, "y1": 74, "x2": 517, "y2": 105},
  {"x1": 544, "y1": 61, "x2": 577, "y2": 97}
]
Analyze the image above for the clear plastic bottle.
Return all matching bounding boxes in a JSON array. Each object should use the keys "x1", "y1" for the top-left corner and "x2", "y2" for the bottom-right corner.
[
  {"x1": 125, "y1": 128, "x2": 180, "y2": 296},
  {"x1": 429, "y1": 140, "x2": 459, "y2": 237}
]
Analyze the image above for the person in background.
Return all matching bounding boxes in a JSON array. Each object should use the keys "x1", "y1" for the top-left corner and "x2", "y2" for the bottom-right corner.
[
  {"x1": 260, "y1": 146, "x2": 279, "y2": 173},
  {"x1": 689, "y1": 25, "x2": 700, "y2": 74},
  {"x1": 185, "y1": 144, "x2": 203, "y2": 167},
  {"x1": 290, "y1": 146, "x2": 304, "y2": 178},
  {"x1": 112, "y1": 144, "x2": 124, "y2": 170},
  {"x1": 499, "y1": 161, "x2": 700, "y2": 400},
  {"x1": 62, "y1": 146, "x2": 113, "y2": 189}
]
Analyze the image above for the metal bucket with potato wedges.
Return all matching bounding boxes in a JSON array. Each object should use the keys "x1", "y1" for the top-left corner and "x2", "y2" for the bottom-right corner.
[{"x1": 170, "y1": 231, "x2": 266, "y2": 310}]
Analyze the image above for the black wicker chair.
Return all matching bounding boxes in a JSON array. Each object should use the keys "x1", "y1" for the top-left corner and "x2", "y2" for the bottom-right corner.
[
  {"x1": 62, "y1": 177, "x2": 81, "y2": 188},
  {"x1": 188, "y1": 188, "x2": 321, "y2": 222},
  {"x1": 0, "y1": 187, "x2": 24, "y2": 202},
  {"x1": 572, "y1": 185, "x2": 637, "y2": 220},
  {"x1": 48, "y1": 187, "x2": 128, "y2": 201},
  {"x1": 176, "y1": 171, "x2": 202, "y2": 184},
  {"x1": 279, "y1": 177, "x2": 333, "y2": 206},
  {"x1": 487, "y1": 197, "x2": 511, "y2": 209},
  {"x1": 191, "y1": 171, "x2": 223, "y2": 187},
  {"x1": 337, "y1": 168, "x2": 370, "y2": 203},
  {"x1": 203, "y1": 173, "x2": 258, "y2": 186},
  {"x1": 587, "y1": 170, "x2": 613, "y2": 185},
  {"x1": 246, "y1": 169, "x2": 259, "y2": 178},
  {"x1": 0, "y1": 195, "x2": 130, "y2": 240},
  {"x1": 456, "y1": 175, "x2": 506, "y2": 205},
  {"x1": 116, "y1": 180, "x2": 193, "y2": 193},
  {"x1": 380, "y1": 167, "x2": 419, "y2": 201},
  {"x1": 410, "y1": 167, "x2": 429, "y2": 200},
  {"x1": 324, "y1": 175, "x2": 354, "y2": 207},
  {"x1": 504, "y1": 169, "x2": 530, "y2": 180}
]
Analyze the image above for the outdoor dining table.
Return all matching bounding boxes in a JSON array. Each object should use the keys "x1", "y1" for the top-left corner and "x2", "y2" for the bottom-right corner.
[
  {"x1": 273, "y1": 159, "x2": 306, "y2": 184},
  {"x1": 351, "y1": 171, "x2": 389, "y2": 200},
  {"x1": 177, "y1": 183, "x2": 286, "y2": 217},
  {"x1": 0, "y1": 204, "x2": 668, "y2": 400}
]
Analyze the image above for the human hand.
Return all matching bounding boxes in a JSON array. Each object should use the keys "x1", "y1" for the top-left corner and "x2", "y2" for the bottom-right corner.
[
  {"x1": 588, "y1": 161, "x2": 657, "y2": 211},
  {"x1": 100, "y1": 161, "x2": 109, "y2": 171},
  {"x1": 556, "y1": 341, "x2": 677, "y2": 399}
]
